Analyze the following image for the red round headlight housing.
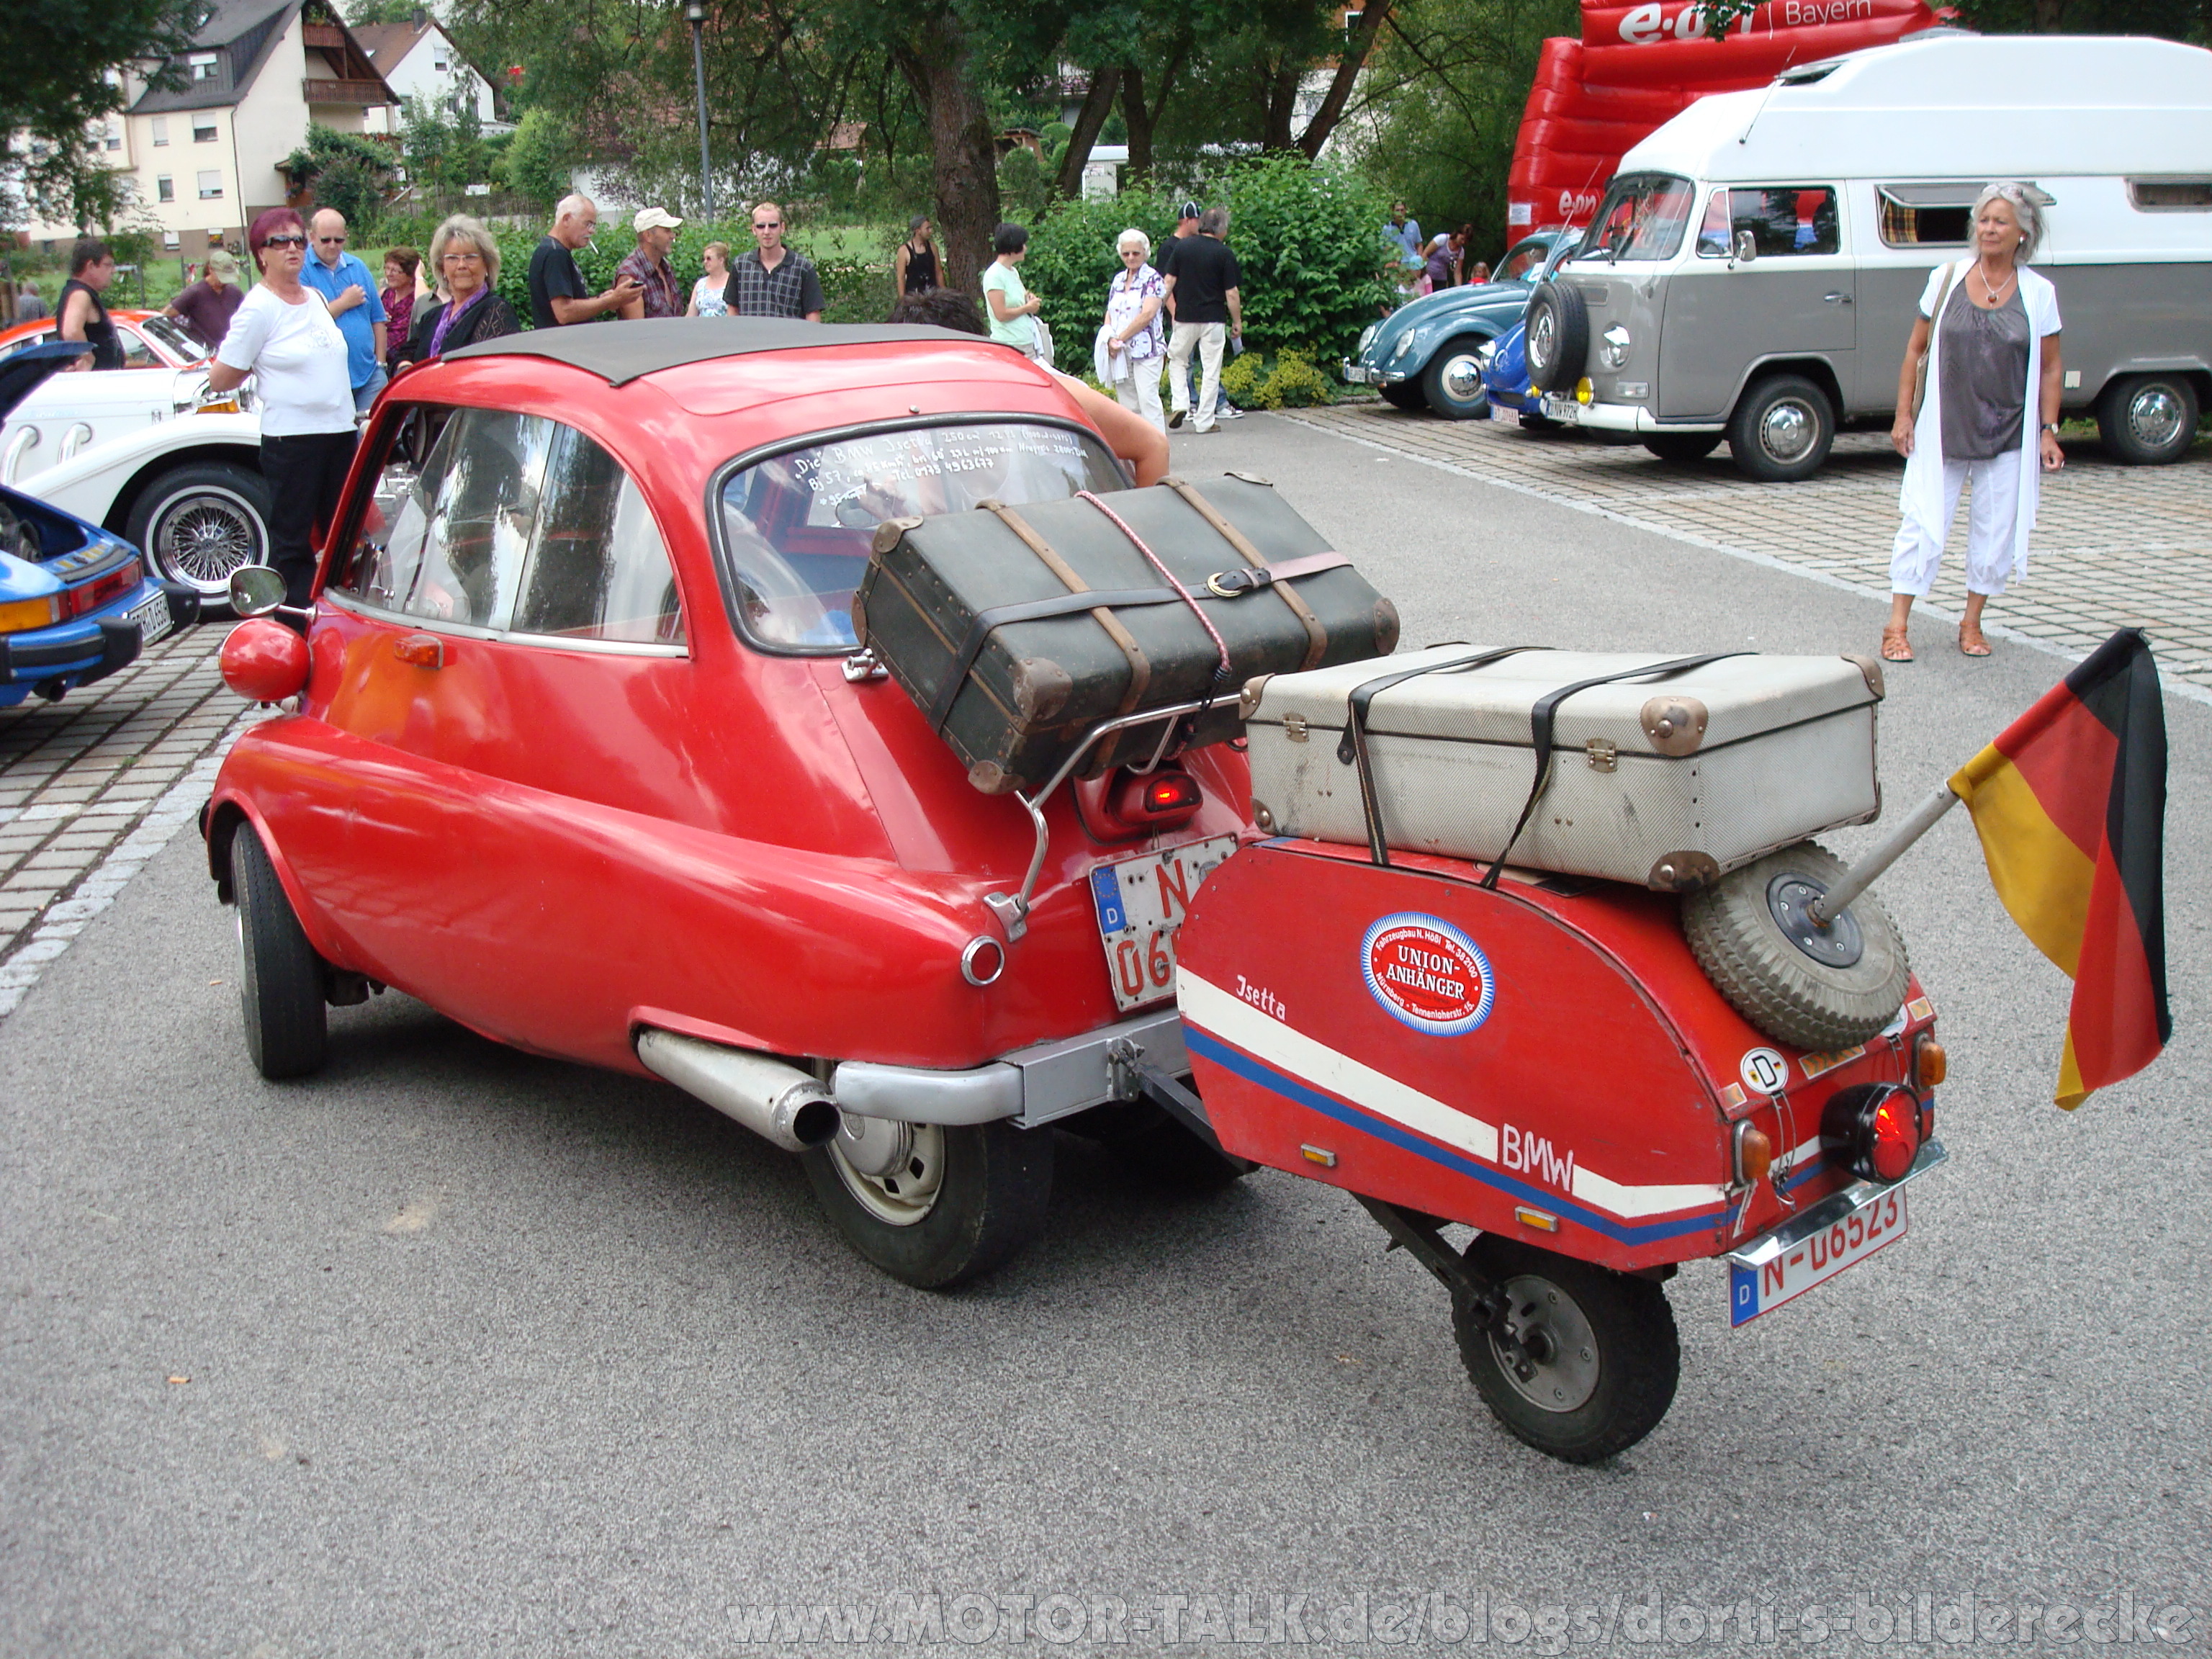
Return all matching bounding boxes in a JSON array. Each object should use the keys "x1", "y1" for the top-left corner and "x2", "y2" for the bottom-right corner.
[
  {"x1": 1820, "y1": 1082, "x2": 1923, "y2": 1184},
  {"x1": 220, "y1": 618, "x2": 310, "y2": 703}
]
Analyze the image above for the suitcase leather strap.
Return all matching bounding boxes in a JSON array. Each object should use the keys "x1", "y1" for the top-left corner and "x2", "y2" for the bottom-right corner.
[
  {"x1": 1165, "y1": 478, "x2": 1333, "y2": 671},
  {"x1": 1336, "y1": 646, "x2": 1551, "y2": 866},
  {"x1": 977, "y1": 501, "x2": 1155, "y2": 724},
  {"x1": 930, "y1": 585, "x2": 1182, "y2": 732},
  {"x1": 1204, "y1": 551, "x2": 1352, "y2": 598},
  {"x1": 1478, "y1": 651, "x2": 1750, "y2": 890}
]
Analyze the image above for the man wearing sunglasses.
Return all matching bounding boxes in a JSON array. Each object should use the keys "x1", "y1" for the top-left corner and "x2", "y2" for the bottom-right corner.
[
  {"x1": 302, "y1": 209, "x2": 387, "y2": 416},
  {"x1": 723, "y1": 203, "x2": 823, "y2": 321}
]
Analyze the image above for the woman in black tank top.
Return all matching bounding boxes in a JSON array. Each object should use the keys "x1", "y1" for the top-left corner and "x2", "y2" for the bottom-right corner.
[
  {"x1": 894, "y1": 216, "x2": 939, "y2": 297},
  {"x1": 58, "y1": 238, "x2": 125, "y2": 372}
]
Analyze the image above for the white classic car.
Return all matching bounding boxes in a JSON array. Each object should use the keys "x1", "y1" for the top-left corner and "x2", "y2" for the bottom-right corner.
[{"x1": 0, "y1": 310, "x2": 270, "y2": 609}]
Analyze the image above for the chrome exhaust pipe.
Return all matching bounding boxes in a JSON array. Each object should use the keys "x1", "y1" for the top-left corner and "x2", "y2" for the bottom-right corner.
[{"x1": 636, "y1": 1029, "x2": 841, "y2": 1152}]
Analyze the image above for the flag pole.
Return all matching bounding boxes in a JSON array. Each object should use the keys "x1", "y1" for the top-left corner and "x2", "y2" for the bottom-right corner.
[{"x1": 1806, "y1": 783, "x2": 1961, "y2": 925}]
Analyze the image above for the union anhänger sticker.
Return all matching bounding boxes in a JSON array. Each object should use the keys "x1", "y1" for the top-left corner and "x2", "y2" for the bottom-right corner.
[{"x1": 1361, "y1": 913, "x2": 1494, "y2": 1037}]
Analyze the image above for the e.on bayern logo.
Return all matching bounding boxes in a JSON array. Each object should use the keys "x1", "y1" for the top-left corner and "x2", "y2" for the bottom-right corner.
[{"x1": 1361, "y1": 913, "x2": 1496, "y2": 1037}]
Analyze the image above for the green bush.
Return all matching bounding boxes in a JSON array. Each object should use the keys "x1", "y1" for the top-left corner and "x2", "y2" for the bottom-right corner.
[
  {"x1": 504, "y1": 109, "x2": 573, "y2": 212},
  {"x1": 1218, "y1": 351, "x2": 1267, "y2": 407},
  {"x1": 1263, "y1": 349, "x2": 1334, "y2": 408}
]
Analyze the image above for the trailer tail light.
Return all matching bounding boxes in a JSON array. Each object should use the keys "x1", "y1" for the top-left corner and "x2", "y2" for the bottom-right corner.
[
  {"x1": 1913, "y1": 1033, "x2": 1947, "y2": 1091},
  {"x1": 1079, "y1": 767, "x2": 1205, "y2": 839},
  {"x1": 1821, "y1": 1082, "x2": 1922, "y2": 1184}
]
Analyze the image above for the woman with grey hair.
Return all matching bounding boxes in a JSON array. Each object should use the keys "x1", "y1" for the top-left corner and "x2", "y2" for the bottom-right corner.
[
  {"x1": 392, "y1": 214, "x2": 518, "y2": 366},
  {"x1": 1882, "y1": 182, "x2": 2064, "y2": 660},
  {"x1": 1099, "y1": 226, "x2": 1167, "y2": 432}
]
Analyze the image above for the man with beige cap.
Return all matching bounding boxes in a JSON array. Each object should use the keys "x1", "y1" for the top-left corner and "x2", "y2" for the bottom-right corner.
[
  {"x1": 164, "y1": 248, "x2": 244, "y2": 352},
  {"x1": 618, "y1": 207, "x2": 686, "y2": 320}
]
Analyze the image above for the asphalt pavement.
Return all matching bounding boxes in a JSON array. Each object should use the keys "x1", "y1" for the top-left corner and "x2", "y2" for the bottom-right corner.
[{"x1": 2, "y1": 412, "x2": 2206, "y2": 1656}]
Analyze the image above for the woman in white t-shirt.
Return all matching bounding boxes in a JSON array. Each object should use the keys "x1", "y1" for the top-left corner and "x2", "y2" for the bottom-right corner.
[
  {"x1": 207, "y1": 207, "x2": 358, "y2": 608},
  {"x1": 688, "y1": 242, "x2": 731, "y2": 317}
]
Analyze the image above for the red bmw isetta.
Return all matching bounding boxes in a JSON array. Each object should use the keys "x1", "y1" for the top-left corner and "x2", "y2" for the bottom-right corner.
[{"x1": 207, "y1": 321, "x2": 1948, "y2": 1463}]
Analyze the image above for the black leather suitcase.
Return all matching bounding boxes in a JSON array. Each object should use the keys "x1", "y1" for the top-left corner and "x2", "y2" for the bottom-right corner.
[{"x1": 855, "y1": 473, "x2": 1399, "y2": 794}]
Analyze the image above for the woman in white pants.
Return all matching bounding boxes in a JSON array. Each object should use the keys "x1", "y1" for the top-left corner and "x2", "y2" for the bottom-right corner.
[
  {"x1": 1884, "y1": 183, "x2": 2064, "y2": 661},
  {"x1": 1102, "y1": 228, "x2": 1167, "y2": 433}
]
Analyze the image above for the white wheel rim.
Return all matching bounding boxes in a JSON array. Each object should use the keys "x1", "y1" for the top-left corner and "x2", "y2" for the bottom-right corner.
[{"x1": 830, "y1": 1121, "x2": 945, "y2": 1226}]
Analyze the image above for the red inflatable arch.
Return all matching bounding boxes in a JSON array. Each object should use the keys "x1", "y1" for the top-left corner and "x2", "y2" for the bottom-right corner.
[{"x1": 1509, "y1": 0, "x2": 1952, "y2": 233}]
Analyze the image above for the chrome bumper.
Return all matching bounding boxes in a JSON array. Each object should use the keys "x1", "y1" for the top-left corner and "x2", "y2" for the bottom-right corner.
[
  {"x1": 1537, "y1": 395, "x2": 1725, "y2": 435},
  {"x1": 1341, "y1": 360, "x2": 1404, "y2": 387},
  {"x1": 832, "y1": 1005, "x2": 1190, "y2": 1130},
  {"x1": 1726, "y1": 1138, "x2": 1948, "y2": 1272}
]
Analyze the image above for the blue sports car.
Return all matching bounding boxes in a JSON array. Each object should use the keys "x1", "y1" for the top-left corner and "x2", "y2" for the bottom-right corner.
[
  {"x1": 1, "y1": 343, "x2": 198, "y2": 709},
  {"x1": 1341, "y1": 231, "x2": 1573, "y2": 419}
]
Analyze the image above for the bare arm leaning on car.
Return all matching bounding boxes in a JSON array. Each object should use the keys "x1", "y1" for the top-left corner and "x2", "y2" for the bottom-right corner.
[{"x1": 1048, "y1": 369, "x2": 1169, "y2": 486}]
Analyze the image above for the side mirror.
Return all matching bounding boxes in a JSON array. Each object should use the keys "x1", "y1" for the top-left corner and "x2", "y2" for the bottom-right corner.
[
  {"x1": 227, "y1": 565, "x2": 289, "y2": 618},
  {"x1": 1732, "y1": 230, "x2": 1758, "y2": 265}
]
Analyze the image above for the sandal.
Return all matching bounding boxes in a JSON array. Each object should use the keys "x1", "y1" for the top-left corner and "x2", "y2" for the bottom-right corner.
[
  {"x1": 1958, "y1": 624, "x2": 1992, "y2": 657},
  {"x1": 1881, "y1": 626, "x2": 1915, "y2": 662}
]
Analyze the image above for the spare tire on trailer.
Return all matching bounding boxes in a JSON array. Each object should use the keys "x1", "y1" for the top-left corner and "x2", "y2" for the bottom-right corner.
[
  {"x1": 1524, "y1": 282, "x2": 1590, "y2": 394},
  {"x1": 1681, "y1": 842, "x2": 1910, "y2": 1053}
]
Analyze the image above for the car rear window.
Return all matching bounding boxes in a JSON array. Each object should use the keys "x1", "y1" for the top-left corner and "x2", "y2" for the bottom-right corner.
[{"x1": 714, "y1": 420, "x2": 1126, "y2": 652}]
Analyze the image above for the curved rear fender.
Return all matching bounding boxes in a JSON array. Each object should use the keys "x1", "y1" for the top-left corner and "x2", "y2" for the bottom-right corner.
[
  {"x1": 101, "y1": 443, "x2": 266, "y2": 535},
  {"x1": 201, "y1": 791, "x2": 353, "y2": 967}
]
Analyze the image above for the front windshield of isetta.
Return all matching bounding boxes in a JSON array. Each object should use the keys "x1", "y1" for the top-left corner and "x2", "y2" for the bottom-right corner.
[
  {"x1": 715, "y1": 420, "x2": 1125, "y2": 652},
  {"x1": 1585, "y1": 174, "x2": 1696, "y2": 264}
]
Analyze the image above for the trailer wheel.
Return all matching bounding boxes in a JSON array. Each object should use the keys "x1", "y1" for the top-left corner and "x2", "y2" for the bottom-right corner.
[
  {"x1": 231, "y1": 824, "x2": 328, "y2": 1080},
  {"x1": 803, "y1": 1119, "x2": 1053, "y2": 1289},
  {"x1": 1454, "y1": 1236, "x2": 1679, "y2": 1464},
  {"x1": 1681, "y1": 840, "x2": 1910, "y2": 1053}
]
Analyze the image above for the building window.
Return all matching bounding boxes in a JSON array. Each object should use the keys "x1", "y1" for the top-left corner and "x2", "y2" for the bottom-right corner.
[
  {"x1": 157, "y1": 175, "x2": 175, "y2": 202},
  {"x1": 163, "y1": 231, "x2": 181, "y2": 251},
  {"x1": 151, "y1": 116, "x2": 169, "y2": 145},
  {"x1": 2128, "y1": 179, "x2": 2212, "y2": 212},
  {"x1": 194, "y1": 114, "x2": 218, "y2": 142},
  {"x1": 104, "y1": 122, "x2": 124, "y2": 151},
  {"x1": 433, "y1": 49, "x2": 450, "y2": 71},
  {"x1": 197, "y1": 169, "x2": 223, "y2": 199},
  {"x1": 189, "y1": 52, "x2": 219, "y2": 81}
]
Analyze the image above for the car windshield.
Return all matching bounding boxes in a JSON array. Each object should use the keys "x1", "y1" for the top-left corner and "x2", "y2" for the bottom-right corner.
[
  {"x1": 715, "y1": 420, "x2": 1127, "y2": 652},
  {"x1": 1588, "y1": 174, "x2": 1694, "y2": 263}
]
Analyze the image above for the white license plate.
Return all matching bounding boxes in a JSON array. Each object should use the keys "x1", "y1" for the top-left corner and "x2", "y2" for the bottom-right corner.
[
  {"x1": 1727, "y1": 1183, "x2": 1908, "y2": 1326},
  {"x1": 1540, "y1": 395, "x2": 1581, "y2": 423},
  {"x1": 125, "y1": 592, "x2": 174, "y2": 647},
  {"x1": 1089, "y1": 834, "x2": 1238, "y2": 1012}
]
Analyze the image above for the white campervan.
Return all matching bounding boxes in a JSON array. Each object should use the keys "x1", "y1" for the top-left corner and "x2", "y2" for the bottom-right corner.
[{"x1": 1521, "y1": 32, "x2": 2212, "y2": 479}]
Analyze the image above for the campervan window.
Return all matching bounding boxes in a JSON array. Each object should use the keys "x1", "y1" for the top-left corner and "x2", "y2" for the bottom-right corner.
[
  {"x1": 1876, "y1": 183, "x2": 1984, "y2": 248},
  {"x1": 1588, "y1": 174, "x2": 1694, "y2": 262},
  {"x1": 1696, "y1": 187, "x2": 1840, "y2": 258},
  {"x1": 2128, "y1": 179, "x2": 2212, "y2": 212}
]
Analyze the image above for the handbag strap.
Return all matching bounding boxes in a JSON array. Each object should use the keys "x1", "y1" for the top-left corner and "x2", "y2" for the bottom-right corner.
[
  {"x1": 1334, "y1": 646, "x2": 1552, "y2": 867},
  {"x1": 1478, "y1": 652, "x2": 1749, "y2": 889}
]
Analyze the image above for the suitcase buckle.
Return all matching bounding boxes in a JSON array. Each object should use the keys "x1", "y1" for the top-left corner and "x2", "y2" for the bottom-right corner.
[
  {"x1": 1585, "y1": 737, "x2": 1618, "y2": 772},
  {"x1": 1207, "y1": 568, "x2": 1267, "y2": 598}
]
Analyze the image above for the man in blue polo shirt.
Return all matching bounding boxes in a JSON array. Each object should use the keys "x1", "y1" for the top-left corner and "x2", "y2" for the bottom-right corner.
[{"x1": 302, "y1": 208, "x2": 388, "y2": 416}]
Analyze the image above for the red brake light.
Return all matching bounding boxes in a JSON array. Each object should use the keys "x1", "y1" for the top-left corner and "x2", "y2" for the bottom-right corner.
[
  {"x1": 1820, "y1": 1083, "x2": 1923, "y2": 1184},
  {"x1": 1079, "y1": 767, "x2": 1206, "y2": 839},
  {"x1": 1142, "y1": 774, "x2": 1202, "y2": 814}
]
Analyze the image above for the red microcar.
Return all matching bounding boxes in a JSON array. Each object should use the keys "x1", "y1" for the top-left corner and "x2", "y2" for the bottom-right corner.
[{"x1": 202, "y1": 321, "x2": 1255, "y2": 1290}]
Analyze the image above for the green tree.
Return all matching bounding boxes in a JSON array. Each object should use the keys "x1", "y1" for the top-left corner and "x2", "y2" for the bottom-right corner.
[
  {"x1": 503, "y1": 107, "x2": 574, "y2": 209},
  {"x1": 7, "y1": 0, "x2": 205, "y2": 228},
  {"x1": 279, "y1": 125, "x2": 399, "y2": 230}
]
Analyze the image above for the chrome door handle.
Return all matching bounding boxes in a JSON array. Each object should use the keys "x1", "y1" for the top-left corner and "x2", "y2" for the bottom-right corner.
[{"x1": 1822, "y1": 292, "x2": 1853, "y2": 305}]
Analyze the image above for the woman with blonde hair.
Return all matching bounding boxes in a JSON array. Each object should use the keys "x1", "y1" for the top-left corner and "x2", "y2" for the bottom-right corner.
[
  {"x1": 392, "y1": 215, "x2": 520, "y2": 365},
  {"x1": 688, "y1": 242, "x2": 732, "y2": 316},
  {"x1": 1882, "y1": 182, "x2": 2063, "y2": 661}
]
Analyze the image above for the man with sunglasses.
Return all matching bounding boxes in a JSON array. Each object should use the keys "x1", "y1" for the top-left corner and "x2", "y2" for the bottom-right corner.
[
  {"x1": 723, "y1": 203, "x2": 823, "y2": 321},
  {"x1": 302, "y1": 209, "x2": 387, "y2": 416}
]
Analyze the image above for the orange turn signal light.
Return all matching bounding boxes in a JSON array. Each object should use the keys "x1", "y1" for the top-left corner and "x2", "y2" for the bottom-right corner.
[
  {"x1": 1914, "y1": 1034, "x2": 1947, "y2": 1091},
  {"x1": 1733, "y1": 1123, "x2": 1773, "y2": 1185}
]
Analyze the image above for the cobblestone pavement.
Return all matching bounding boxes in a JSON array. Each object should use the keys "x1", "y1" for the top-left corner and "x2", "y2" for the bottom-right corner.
[
  {"x1": 1281, "y1": 406, "x2": 2212, "y2": 698},
  {"x1": 0, "y1": 625, "x2": 252, "y2": 1016}
]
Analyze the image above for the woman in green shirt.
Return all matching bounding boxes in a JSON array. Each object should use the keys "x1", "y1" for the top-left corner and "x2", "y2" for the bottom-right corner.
[{"x1": 981, "y1": 223, "x2": 1043, "y2": 359}]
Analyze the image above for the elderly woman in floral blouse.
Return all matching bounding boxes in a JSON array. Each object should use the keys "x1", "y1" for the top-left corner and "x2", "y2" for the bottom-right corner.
[{"x1": 1100, "y1": 227, "x2": 1168, "y2": 433}]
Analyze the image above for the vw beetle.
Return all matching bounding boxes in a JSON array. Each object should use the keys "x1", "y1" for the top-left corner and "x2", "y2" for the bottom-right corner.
[{"x1": 1342, "y1": 231, "x2": 1573, "y2": 418}]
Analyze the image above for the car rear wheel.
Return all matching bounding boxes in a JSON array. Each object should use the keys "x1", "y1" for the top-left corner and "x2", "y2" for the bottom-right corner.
[
  {"x1": 1727, "y1": 374, "x2": 1834, "y2": 482},
  {"x1": 1420, "y1": 336, "x2": 1492, "y2": 420},
  {"x1": 1380, "y1": 382, "x2": 1426, "y2": 413},
  {"x1": 231, "y1": 824, "x2": 328, "y2": 1079},
  {"x1": 2097, "y1": 373, "x2": 2199, "y2": 465},
  {"x1": 803, "y1": 1117, "x2": 1053, "y2": 1288},
  {"x1": 1642, "y1": 433, "x2": 1723, "y2": 464},
  {"x1": 1454, "y1": 1236, "x2": 1679, "y2": 1463},
  {"x1": 125, "y1": 462, "x2": 271, "y2": 611}
]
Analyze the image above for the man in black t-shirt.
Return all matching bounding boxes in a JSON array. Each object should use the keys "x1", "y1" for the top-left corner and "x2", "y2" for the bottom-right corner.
[
  {"x1": 526, "y1": 194, "x2": 641, "y2": 330},
  {"x1": 1163, "y1": 208, "x2": 1243, "y2": 433}
]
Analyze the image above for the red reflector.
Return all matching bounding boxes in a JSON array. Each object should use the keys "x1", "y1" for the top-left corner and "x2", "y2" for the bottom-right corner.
[
  {"x1": 1820, "y1": 1082, "x2": 1923, "y2": 1185},
  {"x1": 1143, "y1": 775, "x2": 1201, "y2": 813},
  {"x1": 1869, "y1": 1093, "x2": 1919, "y2": 1182}
]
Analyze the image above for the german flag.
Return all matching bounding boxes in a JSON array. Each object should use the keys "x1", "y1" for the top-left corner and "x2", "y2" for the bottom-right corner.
[{"x1": 1948, "y1": 630, "x2": 2170, "y2": 1108}]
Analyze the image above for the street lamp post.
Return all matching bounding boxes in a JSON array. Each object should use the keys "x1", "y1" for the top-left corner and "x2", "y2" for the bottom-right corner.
[{"x1": 685, "y1": 1, "x2": 714, "y2": 222}]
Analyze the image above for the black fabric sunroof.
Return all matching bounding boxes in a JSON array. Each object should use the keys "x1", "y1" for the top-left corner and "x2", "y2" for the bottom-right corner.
[{"x1": 439, "y1": 320, "x2": 992, "y2": 386}]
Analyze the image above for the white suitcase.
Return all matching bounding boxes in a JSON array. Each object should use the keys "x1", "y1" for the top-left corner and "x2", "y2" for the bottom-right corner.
[{"x1": 1241, "y1": 644, "x2": 1886, "y2": 890}]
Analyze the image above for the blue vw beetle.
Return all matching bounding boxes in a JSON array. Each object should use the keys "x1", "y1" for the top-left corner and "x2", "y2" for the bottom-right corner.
[
  {"x1": 1342, "y1": 231, "x2": 1573, "y2": 419},
  {"x1": 1, "y1": 343, "x2": 199, "y2": 709}
]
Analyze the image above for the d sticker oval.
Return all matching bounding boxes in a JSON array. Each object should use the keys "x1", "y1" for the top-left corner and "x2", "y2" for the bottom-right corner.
[{"x1": 1361, "y1": 913, "x2": 1495, "y2": 1036}]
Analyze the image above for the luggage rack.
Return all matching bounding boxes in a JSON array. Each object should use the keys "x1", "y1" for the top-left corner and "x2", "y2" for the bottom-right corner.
[{"x1": 983, "y1": 698, "x2": 1215, "y2": 943}]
